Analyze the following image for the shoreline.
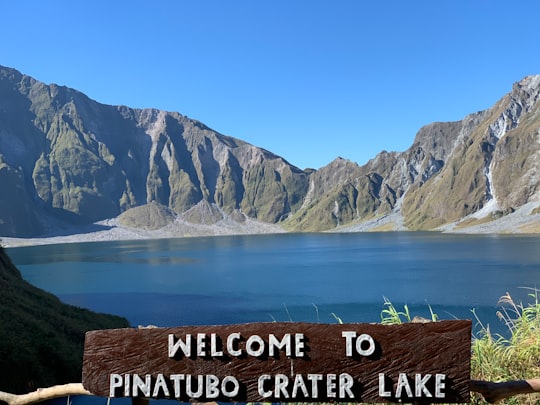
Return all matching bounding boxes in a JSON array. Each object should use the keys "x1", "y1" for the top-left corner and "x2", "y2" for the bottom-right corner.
[
  {"x1": 3, "y1": 218, "x2": 540, "y2": 249},
  {"x1": 0, "y1": 217, "x2": 287, "y2": 248},
  {"x1": 2, "y1": 201, "x2": 539, "y2": 248}
]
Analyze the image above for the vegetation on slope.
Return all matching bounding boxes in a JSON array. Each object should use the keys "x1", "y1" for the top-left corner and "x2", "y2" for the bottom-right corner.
[
  {"x1": 0, "y1": 245, "x2": 129, "y2": 394},
  {"x1": 381, "y1": 291, "x2": 540, "y2": 405},
  {"x1": 471, "y1": 290, "x2": 540, "y2": 405}
]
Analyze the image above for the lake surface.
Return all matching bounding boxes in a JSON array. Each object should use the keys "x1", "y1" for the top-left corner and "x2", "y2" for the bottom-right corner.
[{"x1": 7, "y1": 232, "x2": 540, "y2": 335}]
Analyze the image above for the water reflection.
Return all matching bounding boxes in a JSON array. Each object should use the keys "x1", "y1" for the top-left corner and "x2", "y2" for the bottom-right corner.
[{"x1": 7, "y1": 232, "x2": 540, "y2": 335}]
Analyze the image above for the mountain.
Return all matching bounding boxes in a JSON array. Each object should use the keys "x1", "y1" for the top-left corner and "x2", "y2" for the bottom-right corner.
[
  {"x1": 0, "y1": 245, "x2": 129, "y2": 393},
  {"x1": 0, "y1": 65, "x2": 539, "y2": 237},
  {"x1": 0, "y1": 65, "x2": 308, "y2": 237},
  {"x1": 287, "y1": 76, "x2": 540, "y2": 233}
]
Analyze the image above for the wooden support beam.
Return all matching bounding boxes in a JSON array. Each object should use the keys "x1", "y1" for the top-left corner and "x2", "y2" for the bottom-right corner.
[
  {"x1": 0, "y1": 383, "x2": 91, "y2": 405},
  {"x1": 470, "y1": 379, "x2": 540, "y2": 403},
  {"x1": 0, "y1": 378, "x2": 538, "y2": 405}
]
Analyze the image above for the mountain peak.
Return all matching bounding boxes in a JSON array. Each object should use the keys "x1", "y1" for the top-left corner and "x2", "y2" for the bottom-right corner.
[{"x1": 517, "y1": 74, "x2": 540, "y2": 90}]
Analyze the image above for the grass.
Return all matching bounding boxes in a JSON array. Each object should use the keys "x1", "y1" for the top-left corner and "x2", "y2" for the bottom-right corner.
[
  {"x1": 381, "y1": 290, "x2": 540, "y2": 405},
  {"x1": 380, "y1": 296, "x2": 439, "y2": 324},
  {"x1": 261, "y1": 294, "x2": 539, "y2": 405},
  {"x1": 470, "y1": 289, "x2": 540, "y2": 405}
]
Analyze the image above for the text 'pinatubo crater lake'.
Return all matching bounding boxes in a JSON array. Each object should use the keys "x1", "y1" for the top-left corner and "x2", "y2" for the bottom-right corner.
[{"x1": 7, "y1": 232, "x2": 540, "y2": 334}]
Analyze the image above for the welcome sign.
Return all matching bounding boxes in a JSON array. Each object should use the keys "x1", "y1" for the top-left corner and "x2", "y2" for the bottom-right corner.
[{"x1": 82, "y1": 320, "x2": 471, "y2": 403}]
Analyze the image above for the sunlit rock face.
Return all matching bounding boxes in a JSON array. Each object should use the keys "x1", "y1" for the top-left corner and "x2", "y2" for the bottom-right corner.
[
  {"x1": 0, "y1": 65, "x2": 539, "y2": 236},
  {"x1": 0, "y1": 66, "x2": 308, "y2": 236}
]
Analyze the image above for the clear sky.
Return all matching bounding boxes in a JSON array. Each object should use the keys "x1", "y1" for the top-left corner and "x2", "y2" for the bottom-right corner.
[{"x1": 1, "y1": 1, "x2": 539, "y2": 169}]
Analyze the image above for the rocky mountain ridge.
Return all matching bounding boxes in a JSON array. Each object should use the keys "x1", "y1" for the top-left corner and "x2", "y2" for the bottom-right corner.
[
  {"x1": 287, "y1": 75, "x2": 540, "y2": 233},
  {"x1": 0, "y1": 65, "x2": 308, "y2": 237},
  {"x1": 0, "y1": 65, "x2": 539, "y2": 238}
]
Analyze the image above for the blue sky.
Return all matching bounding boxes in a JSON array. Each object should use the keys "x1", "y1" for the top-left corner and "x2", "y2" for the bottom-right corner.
[{"x1": 2, "y1": 1, "x2": 539, "y2": 169}]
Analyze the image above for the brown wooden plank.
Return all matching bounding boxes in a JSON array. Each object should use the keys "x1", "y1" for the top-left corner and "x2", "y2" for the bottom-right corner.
[{"x1": 82, "y1": 320, "x2": 471, "y2": 403}]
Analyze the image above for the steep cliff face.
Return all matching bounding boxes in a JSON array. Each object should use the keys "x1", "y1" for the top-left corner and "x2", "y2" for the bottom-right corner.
[
  {"x1": 285, "y1": 119, "x2": 479, "y2": 231},
  {"x1": 0, "y1": 66, "x2": 308, "y2": 236},
  {"x1": 402, "y1": 76, "x2": 540, "y2": 229},
  {"x1": 286, "y1": 76, "x2": 540, "y2": 232},
  {"x1": 1, "y1": 65, "x2": 539, "y2": 236},
  {"x1": 491, "y1": 77, "x2": 540, "y2": 210}
]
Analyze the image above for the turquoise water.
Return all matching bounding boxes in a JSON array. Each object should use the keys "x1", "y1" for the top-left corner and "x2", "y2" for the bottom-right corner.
[{"x1": 8, "y1": 232, "x2": 540, "y2": 332}]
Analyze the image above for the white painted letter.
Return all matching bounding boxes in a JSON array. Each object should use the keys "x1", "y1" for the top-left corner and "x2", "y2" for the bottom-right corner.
[
  {"x1": 124, "y1": 374, "x2": 130, "y2": 397},
  {"x1": 186, "y1": 375, "x2": 203, "y2": 398},
  {"x1": 258, "y1": 375, "x2": 272, "y2": 398},
  {"x1": 415, "y1": 374, "x2": 432, "y2": 397},
  {"x1": 170, "y1": 374, "x2": 185, "y2": 398},
  {"x1": 222, "y1": 376, "x2": 240, "y2": 398},
  {"x1": 269, "y1": 334, "x2": 291, "y2": 356},
  {"x1": 132, "y1": 374, "x2": 151, "y2": 397},
  {"x1": 342, "y1": 331, "x2": 356, "y2": 356},
  {"x1": 327, "y1": 374, "x2": 337, "y2": 398},
  {"x1": 308, "y1": 374, "x2": 323, "y2": 398},
  {"x1": 196, "y1": 333, "x2": 206, "y2": 357},
  {"x1": 355, "y1": 334, "x2": 376, "y2": 356},
  {"x1": 206, "y1": 375, "x2": 220, "y2": 398},
  {"x1": 435, "y1": 374, "x2": 446, "y2": 398},
  {"x1": 291, "y1": 374, "x2": 309, "y2": 398},
  {"x1": 295, "y1": 333, "x2": 306, "y2": 357},
  {"x1": 210, "y1": 333, "x2": 223, "y2": 356},
  {"x1": 275, "y1": 374, "x2": 289, "y2": 398},
  {"x1": 227, "y1": 333, "x2": 242, "y2": 356},
  {"x1": 109, "y1": 374, "x2": 123, "y2": 397},
  {"x1": 339, "y1": 373, "x2": 354, "y2": 398},
  {"x1": 246, "y1": 335, "x2": 265, "y2": 357},
  {"x1": 169, "y1": 334, "x2": 191, "y2": 357},
  {"x1": 379, "y1": 373, "x2": 391, "y2": 397},
  {"x1": 153, "y1": 373, "x2": 170, "y2": 397},
  {"x1": 396, "y1": 373, "x2": 413, "y2": 398}
]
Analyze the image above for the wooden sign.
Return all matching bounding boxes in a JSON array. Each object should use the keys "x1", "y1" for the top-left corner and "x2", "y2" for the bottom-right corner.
[{"x1": 82, "y1": 320, "x2": 471, "y2": 403}]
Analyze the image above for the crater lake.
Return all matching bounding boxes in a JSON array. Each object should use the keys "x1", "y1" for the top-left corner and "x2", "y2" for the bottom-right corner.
[{"x1": 7, "y1": 232, "x2": 540, "y2": 335}]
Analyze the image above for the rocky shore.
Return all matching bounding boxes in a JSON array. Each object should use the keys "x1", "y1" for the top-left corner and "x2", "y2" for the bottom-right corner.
[{"x1": 2, "y1": 201, "x2": 539, "y2": 248}]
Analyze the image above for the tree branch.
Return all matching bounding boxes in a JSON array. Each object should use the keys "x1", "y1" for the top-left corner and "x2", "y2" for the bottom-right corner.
[
  {"x1": 1, "y1": 379, "x2": 539, "y2": 405},
  {"x1": 471, "y1": 379, "x2": 540, "y2": 403},
  {"x1": 0, "y1": 383, "x2": 91, "y2": 405}
]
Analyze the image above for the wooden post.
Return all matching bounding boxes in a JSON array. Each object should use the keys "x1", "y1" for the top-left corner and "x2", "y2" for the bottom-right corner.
[{"x1": 131, "y1": 397, "x2": 149, "y2": 405}]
